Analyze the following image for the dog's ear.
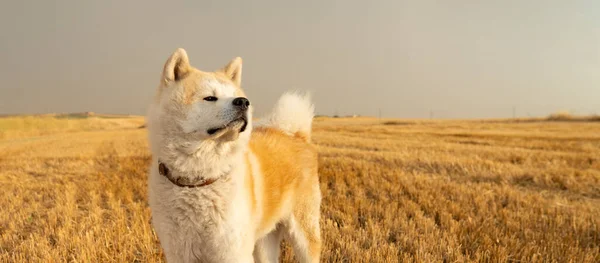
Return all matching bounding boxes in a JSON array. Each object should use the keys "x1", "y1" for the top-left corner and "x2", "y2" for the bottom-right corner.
[
  {"x1": 221, "y1": 57, "x2": 242, "y2": 86},
  {"x1": 162, "y1": 48, "x2": 191, "y2": 83}
]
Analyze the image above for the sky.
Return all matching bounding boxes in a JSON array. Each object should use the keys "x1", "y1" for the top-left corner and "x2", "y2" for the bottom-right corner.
[{"x1": 0, "y1": 0, "x2": 598, "y2": 119}]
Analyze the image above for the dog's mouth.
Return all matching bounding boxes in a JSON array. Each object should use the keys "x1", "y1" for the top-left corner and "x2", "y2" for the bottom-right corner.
[{"x1": 207, "y1": 116, "x2": 248, "y2": 135}]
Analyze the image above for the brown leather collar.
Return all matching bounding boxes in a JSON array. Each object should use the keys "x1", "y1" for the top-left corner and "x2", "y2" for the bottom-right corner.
[{"x1": 158, "y1": 161, "x2": 218, "y2": 188}]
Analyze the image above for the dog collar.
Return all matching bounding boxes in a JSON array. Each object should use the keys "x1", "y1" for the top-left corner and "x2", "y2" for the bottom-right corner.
[{"x1": 158, "y1": 161, "x2": 218, "y2": 188}]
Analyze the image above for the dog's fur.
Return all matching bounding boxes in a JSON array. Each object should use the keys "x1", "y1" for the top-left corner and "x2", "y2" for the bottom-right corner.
[{"x1": 146, "y1": 48, "x2": 321, "y2": 263}]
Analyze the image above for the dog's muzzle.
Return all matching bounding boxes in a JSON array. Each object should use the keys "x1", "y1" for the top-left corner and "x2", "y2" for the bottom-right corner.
[{"x1": 206, "y1": 112, "x2": 248, "y2": 135}]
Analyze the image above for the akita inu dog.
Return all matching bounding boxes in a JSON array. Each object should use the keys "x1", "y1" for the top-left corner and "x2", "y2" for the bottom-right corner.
[{"x1": 146, "y1": 48, "x2": 321, "y2": 263}]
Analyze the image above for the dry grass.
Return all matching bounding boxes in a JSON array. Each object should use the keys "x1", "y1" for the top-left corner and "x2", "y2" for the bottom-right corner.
[
  {"x1": 0, "y1": 115, "x2": 144, "y2": 140},
  {"x1": 1, "y1": 116, "x2": 599, "y2": 262},
  {"x1": 546, "y1": 112, "x2": 600, "y2": 122}
]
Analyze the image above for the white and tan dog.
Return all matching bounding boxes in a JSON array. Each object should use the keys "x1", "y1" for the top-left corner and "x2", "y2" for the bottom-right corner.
[{"x1": 146, "y1": 48, "x2": 321, "y2": 263}]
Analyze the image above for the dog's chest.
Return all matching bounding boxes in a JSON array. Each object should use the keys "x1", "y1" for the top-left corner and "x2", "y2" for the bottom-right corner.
[
  {"x1": 148, "y1": 157, "x2": 256, "y2": 261},
  {"x1": 169, "y1": 181, "x2": 249, "y2": 227}
]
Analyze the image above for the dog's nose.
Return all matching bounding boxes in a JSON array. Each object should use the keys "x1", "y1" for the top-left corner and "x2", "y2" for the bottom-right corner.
[{"x1": 232, "y1": 97, "x2": 250, "y2": 110}]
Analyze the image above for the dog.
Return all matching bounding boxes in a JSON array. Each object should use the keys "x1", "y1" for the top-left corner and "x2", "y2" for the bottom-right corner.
[{"x1": 146, "y1": 48, "x2": 321, "y2": 263}]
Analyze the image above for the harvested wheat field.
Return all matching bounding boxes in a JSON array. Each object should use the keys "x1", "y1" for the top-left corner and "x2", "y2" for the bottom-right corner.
[{"x1": 0, "y1": 115, "x2": 599, "y2": 262}]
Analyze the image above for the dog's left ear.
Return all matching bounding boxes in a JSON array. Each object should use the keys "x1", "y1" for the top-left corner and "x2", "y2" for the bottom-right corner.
[{"x1": 221, "y1": 57, "x2": 242, "y2": 86}]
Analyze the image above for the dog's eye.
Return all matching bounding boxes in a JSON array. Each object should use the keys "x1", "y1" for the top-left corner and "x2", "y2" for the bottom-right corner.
[{"x1": 203, "y1": 96, "x2": 218, "y2": 102}]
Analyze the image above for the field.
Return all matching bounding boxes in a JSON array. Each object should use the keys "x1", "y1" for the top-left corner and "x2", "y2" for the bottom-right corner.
[{"x1": 1, "y1": 115, "x2": 599, "y2": 262}]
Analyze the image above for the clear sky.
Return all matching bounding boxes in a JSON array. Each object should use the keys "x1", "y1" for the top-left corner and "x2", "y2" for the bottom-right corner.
[{"x1": 0, "y1": 0, "x2": 598, "y2": 118}]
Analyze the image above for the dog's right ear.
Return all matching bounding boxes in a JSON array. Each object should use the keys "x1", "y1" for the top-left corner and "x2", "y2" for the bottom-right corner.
[{"x1": 162, "y1": 48, "x2": 191, "y2": 83}]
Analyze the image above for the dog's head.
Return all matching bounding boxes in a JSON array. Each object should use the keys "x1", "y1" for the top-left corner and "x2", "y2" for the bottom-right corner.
[{"x1": 147, "y1": 48, "x2": 252, "y2": 156}]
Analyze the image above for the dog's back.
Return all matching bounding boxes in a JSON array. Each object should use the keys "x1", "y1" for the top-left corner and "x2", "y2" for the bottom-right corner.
[{"x1": 250, "y1": 92, "x2": 322, "y2": 262}]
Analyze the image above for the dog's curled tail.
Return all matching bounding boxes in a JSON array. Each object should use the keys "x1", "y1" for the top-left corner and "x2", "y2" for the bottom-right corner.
[{"x1": 260, "y1": 91, "x2": 315, "y2": 143}]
